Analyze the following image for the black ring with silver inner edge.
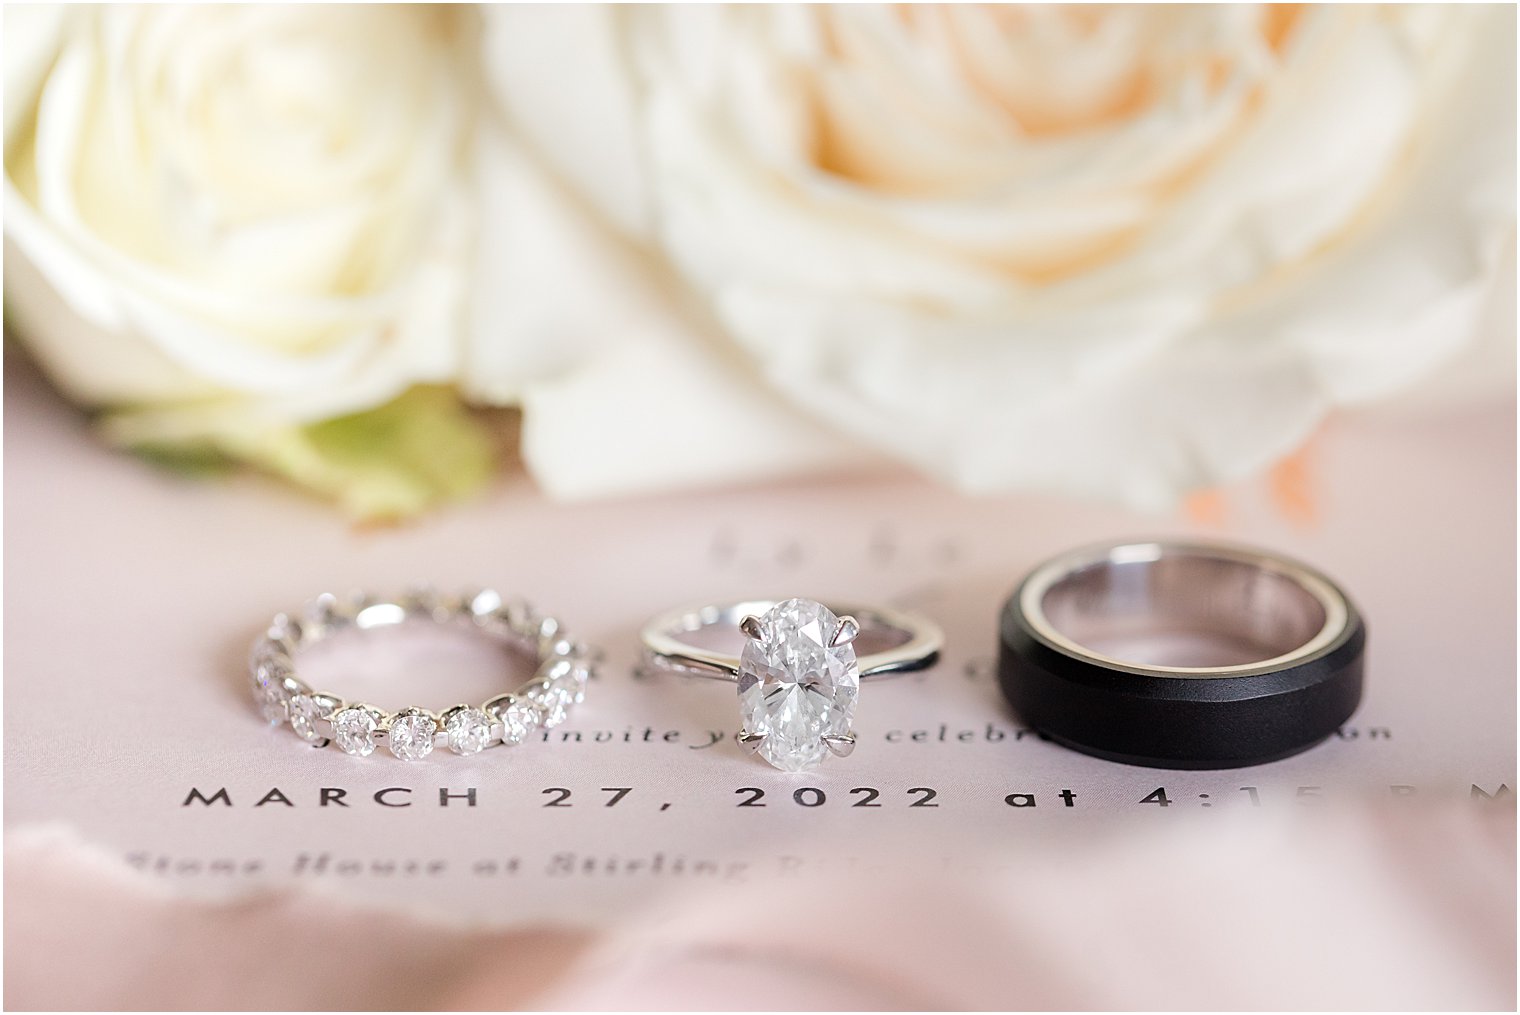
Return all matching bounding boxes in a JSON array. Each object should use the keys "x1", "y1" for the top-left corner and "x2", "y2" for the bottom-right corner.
[{"x1": 998, "y1": 539, "x2": 1365, "y2": 769}]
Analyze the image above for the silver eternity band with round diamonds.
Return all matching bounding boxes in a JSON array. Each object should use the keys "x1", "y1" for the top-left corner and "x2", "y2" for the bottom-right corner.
[
  {"x1": 249, "y1": 589, "x2": 593, "y2": 761},
  {"x1": 641, "y1": 598, "x2": 942, "y2": 773}
]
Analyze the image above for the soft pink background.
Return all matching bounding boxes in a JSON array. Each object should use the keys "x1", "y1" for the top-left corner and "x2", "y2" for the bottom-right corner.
[{"x1": 5, "y1": 353, "x2": 1515, "y2": 1009}]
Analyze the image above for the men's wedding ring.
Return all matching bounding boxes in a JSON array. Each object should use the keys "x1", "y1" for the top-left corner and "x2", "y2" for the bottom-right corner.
[
  {"x1": 249, "y1": 589, "x2": 595, "y2": 761},
  {"x1": 641, "y1": 597, "x2": 942, "y2": 772},
  {"x1": 999, "y1": 539, "x2": 1365, "y2": 768}
]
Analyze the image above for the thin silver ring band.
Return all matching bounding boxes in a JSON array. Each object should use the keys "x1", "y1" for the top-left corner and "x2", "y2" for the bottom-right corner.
[
  {"x1": 640, "y1": 599, "x2": 943, "y2": 680},
  {"x1": 248, "y1": 589, "x2": 595, "y2": 760}
]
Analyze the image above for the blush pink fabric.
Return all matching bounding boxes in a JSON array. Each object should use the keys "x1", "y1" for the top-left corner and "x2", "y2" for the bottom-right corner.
[{"x1": 7, "y1": 802, "x2": 1513, "y2": 1010}]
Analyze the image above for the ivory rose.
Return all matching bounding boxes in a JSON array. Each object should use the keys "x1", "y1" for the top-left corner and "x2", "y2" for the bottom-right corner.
[
  {"x1": 4, "y1": 5, "x2": 490, "y2": 517},
  {"x1": 485, "y1": 5, "x2": 1515, "y2": 504}
]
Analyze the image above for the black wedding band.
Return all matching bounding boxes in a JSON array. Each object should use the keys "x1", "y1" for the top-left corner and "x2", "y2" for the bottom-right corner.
[{"x1": 998, "y1": 539, "x2": 1365, "y2": 769}]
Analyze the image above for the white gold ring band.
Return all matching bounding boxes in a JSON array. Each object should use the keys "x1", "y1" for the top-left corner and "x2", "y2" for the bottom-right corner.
[{"x1": 249, "y1": 589, "x2": 595, "y2": 761}]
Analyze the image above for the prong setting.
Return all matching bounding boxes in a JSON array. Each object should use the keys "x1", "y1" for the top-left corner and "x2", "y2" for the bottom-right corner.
[
  {"x1": 822, "y1": 732, "x2": 856, "y2": 758},
  {"x1": 739, "y1": 615, "x2": 765, "y2": 641},
  {"x1": 249, "y1": 590, "x2": 589, "y2": 760},
  {"x1": 831, "y1": 615, "x2": 860, "y2": 647}
]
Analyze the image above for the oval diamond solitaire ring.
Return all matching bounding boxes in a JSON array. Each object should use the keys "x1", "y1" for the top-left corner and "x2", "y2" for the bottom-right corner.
[
  {"x1": 641, "y1": 598, "x2": 942, "y2": 772},
  {"x1": 249, "y1": 589, "x2": 595, "y2": 760}
]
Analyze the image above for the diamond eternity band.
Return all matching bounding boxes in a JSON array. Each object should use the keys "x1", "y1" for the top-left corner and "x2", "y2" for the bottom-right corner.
[{"x1": 249, "y1": 589, "x2": 594, "y2": 760}]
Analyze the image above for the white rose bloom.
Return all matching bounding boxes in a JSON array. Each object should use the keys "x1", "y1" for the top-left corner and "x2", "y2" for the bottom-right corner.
[
  {"x1": 4, "y1": 6, "x2": 487, "y2": 515},
  {"x1": 485, "y1": 5, "x2": 1515, "y2": 504}
]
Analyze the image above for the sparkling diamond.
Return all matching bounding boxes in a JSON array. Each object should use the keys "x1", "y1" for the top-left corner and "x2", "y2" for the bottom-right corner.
[
  {"x1": 250, "y1": 664, "x2": 289, "y2": 726},
  {"x1": 524, "y1": 657, "x2": 587, "y2": 728},
  {"x1": 549, "y1": 657, "x2": 590, "y2": 704},
  {"x1": 252, "y1": 656, "x2": 289, "y2": 687},
  {"x1": 388, "y1": 711, "x2": 437, "y2": 761},
  {"x1": 737, "y1": 598, "x2": 860, "y2": 772},
  {"x1": 288, "y1": 694, "x2": 330, "y2": 743},
  {"x1": 248, "y1": 636, "x2": 291, "y2": 675},
  {"x1": 331, "y1": 707, "x2": 380, "y2": 757},
  {"x1": 445, "y1": 707, "x2": 493, "y2": 756},
  {"x1": 519, "y1": 674, "x2": 571, "y2": 729},
  {"x1": 466, "y1": 588, "x2": 503, "y2": 622},
  {"x1": 254, "y1": 683, "x2": 288, "y2": 726},
  {"x1": 495, "y1": 697, "x2": 539, "y2": 745}
]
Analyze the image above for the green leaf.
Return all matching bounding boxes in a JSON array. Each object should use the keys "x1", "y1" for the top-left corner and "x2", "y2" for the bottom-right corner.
[
  {"x1": 130, "y1": 441, "x2": 237, "y2": 479},
  {"x1": 119, "y1": 386, "x2": 498, "y2": 521},
  {"x1": 259, "y1": 387, "x2": 498, "y2": 521}
]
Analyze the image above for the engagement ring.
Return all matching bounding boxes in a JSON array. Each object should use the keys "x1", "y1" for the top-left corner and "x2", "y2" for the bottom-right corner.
[{"x1": 641, "y1": 597, "x2": 942, "y2": 772}]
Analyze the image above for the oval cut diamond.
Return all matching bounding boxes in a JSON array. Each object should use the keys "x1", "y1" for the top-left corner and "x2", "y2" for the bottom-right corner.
[{"x1": 738, "y1": 598, "x2": 860, "y2": 772}]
